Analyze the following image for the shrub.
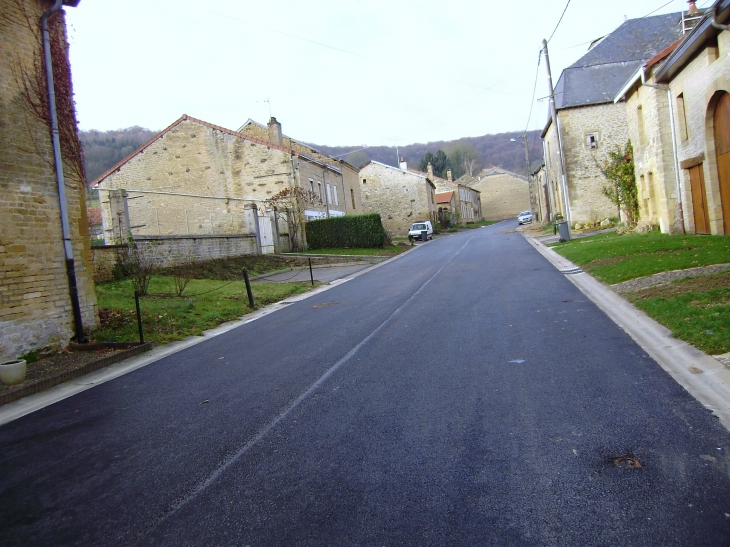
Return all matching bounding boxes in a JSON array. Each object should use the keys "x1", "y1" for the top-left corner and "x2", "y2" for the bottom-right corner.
[{"x1": 305, "y1": 213, "x2": 386, "y2": 249}]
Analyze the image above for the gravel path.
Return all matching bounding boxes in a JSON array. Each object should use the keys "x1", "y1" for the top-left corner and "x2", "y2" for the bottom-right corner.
[{"x1": 611, "y1": 263, "x2": 730, "y2": 294}]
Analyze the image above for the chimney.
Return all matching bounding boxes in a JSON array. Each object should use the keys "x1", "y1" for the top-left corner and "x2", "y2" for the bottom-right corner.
[
  {"x1": 267, "y1": 117, "x2": 283, "y2": 146},
  {"x1": 687, "y1": 0, "x2": 699, "y2": 14},
  {"x1": 399, "y1": 156, "x2": 407, "y2": 170},
  {"x1": 427, "y1": 162, "x2": 434, "y2": 180},
  {"x1": 447, "y1": 169, "x2": 453, "y2": 182}
]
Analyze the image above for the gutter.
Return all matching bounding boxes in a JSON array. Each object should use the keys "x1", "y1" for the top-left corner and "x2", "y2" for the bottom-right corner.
[{"x1": 41, "y1": 0, "x2": 87, "y2": 343}]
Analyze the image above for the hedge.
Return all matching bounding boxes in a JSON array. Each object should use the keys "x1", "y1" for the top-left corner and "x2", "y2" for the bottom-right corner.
[{"x1": 305, "y1": 213, "x2": 386, "y2": 249}]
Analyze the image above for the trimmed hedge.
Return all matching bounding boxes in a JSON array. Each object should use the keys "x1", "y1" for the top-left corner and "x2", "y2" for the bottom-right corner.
[{"x1": 306, "y1": 213, "x2": 386, "y2": 249}]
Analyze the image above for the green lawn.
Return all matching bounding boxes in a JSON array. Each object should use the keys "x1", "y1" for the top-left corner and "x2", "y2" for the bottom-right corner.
[
  {"x1": 552, "y1": 232, "x2": 730, "y2": 284},
  {"x1": 92, "y1": 277, "x2": 313, "y2": 344}
]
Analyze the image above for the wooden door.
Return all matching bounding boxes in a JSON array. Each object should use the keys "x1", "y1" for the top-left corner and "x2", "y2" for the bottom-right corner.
[
  {"x1": 689, "y1": 164, "x2": 710, "y2": 234},
  {"x1": 713, "y1": 92, "x2": 730, "y2": 234}
]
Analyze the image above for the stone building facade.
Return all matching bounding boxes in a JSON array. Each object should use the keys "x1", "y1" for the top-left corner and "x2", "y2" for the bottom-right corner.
[
  {"x1": 238, "y1": 118, "x2": 363, "y2": 218},
  {"x1": 654, "y1": 1, "x2": 730, "y2": 235},
  {"x1": 459, "y1": 167, "x2": 530, "y2": 220},
  {"x1": 358, "y1": 161, "x2": 436, "y2": 236},
  {"x1": 542, "y1": 12, "x2": 684, "y2": 226},
  {"x1": 93, "y1": 116, "x2": 352, "y2": 250},
  {"x1": 0, "y1": 0, "x2": 98, "y2": 361},
  {"x1": 428, "y1": 168, "x2": 481, "y2": 224}
]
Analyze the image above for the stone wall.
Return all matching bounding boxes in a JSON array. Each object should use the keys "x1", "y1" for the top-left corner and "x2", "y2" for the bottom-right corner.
[
  {"x1": 359, "y1": 162, "x2": 436, "y2": 236},
  {"x1": 557, "y1": 102, "x2": 628, "y2": 223},
  {"x1": 0, "y1": 0, "x2": 98, "y2": 361},
  {"x1": 92, "y1": 235, "x2": 258, "y2": 282},
  {"x1": 468, "y1": 170, "x2": 530, "y2": 220},
  {"x1": 624, "y1": 74, "x2": 682, "y2": 233},
  {"x1": 668, "y1": 28, "x2": 730, "y2": 235}
]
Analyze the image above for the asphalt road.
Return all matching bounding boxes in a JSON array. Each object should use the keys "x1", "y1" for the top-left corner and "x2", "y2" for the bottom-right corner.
[{"x1": 2, "y1": 222, "x2": 730, "y2": 546}]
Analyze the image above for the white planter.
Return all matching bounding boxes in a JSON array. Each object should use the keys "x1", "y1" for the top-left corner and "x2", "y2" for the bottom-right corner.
[{"x1": 0, "y1": 359, "x2": 27, "y2": 386}]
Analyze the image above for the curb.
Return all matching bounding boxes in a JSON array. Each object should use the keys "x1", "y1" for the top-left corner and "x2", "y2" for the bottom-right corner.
[
  {"x1": 0, "y1": 343, "x2": 152, "y2": 407},
  {"x1": 521, "y1": 232, "x2": 730, "y2": 431}
]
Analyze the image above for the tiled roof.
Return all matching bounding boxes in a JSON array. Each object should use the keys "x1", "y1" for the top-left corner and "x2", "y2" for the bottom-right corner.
[
  {"x1": 555, "y1": 12, "x2": 683, "y2": 109},
  {"x1": 91, "y1": 115, "x2": 296, "y2": 187},
  {"x1": 436, "y1": 192, "x2": 454, "y2": 203}
]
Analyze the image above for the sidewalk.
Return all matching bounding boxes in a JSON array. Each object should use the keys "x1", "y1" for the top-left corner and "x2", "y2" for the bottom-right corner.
[{"x1": 521, "y1": 231, "x2": 730, "y2": 432}]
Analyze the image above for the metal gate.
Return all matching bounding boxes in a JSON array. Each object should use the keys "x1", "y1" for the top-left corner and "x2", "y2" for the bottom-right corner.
[{"x1": 258, "y1": 209, "x2": 275, "y2": 254}]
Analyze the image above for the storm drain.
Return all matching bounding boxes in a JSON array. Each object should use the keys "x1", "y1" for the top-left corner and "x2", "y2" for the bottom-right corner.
[
  {"x1": 560, "y1": 267, "x2": 584, "y2": 275},
  {"x1": 611, "y1": 456, "x2": 642, "y2": 469},
  {"x1": 313, "y1": 301, "x2": 340, "y2": 308}
]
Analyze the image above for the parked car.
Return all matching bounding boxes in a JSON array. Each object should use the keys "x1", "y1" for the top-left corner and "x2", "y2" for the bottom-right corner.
[
  {"x1": 408, "y1": 220, "x2": 433, "y2": 241},
  {"x1": 517, "y1": 211, "x2": 533, "y2": 225}
]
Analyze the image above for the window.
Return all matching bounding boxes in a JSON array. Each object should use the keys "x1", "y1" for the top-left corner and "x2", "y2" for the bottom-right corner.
[
  {"x1": 333, "y1": 186, "x2": 339, "y2": 205},
  {"x1": 637, "y1": 106, "x2": 645, "y2": 145},
  {"x1": 326, "y1": 183, "x2": 332, "y2": 204},
  {"x1": 362, "y1": 178, "x2": 366, "y2": 184},
  {"x1": 586, "y1": 132, "x2": 599, "y2": 149},
  {"x1": 309, "y1": 178, "x2": 314, "y2": 193},
  {"x1": 317, "y1": 181, "x2": 322, "y2": 201},
  {"x1": 351, "y1": 188, "x2": 356, "y2": 209},
  {"x1": 677, "y1": 93, "x2": 689, "y2": 141}
]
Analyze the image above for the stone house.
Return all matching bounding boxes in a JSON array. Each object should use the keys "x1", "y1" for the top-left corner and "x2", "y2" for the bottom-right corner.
[
  {"x1": 238, "y1": 117, "x2": 362, "y2": 219},
  {"x1": 457, "y1": 166, "x2": 530, "y2": 220},
  {"x1": 358, "y1": 160, "x2": 437, "y2": 236},
  {"x1": 435, "y1": 191, "x2": 456, "y2": 226},
  {"x1": 421, "y1": 166, "x2": 482, "y2": 224},
  {"x1": 542, "y1": 12, "x2": 684, "y2": 226},
  {"x1": 530, "y1": 163, "x2": 550, "y2": 224},
  {"x1": 651, "y1": 0, "x2": 730, "y2": 235},
  {"x1": 0, "y1": 0, "x2": 98, "y2": 361},
  {"x1": 93, "y1": 115, "x2": 349, "y2": 251}
]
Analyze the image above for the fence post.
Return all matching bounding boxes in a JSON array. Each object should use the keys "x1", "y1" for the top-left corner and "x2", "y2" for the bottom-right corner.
[
  {"x1": 134, "y1": 290, "x2": 144, "y2": 344},
  {"x1": 309, "y1": 257, "x2": 314, "y2": 286},
  {"x1": 243, "y1": 268, "x2": 255, "y2": 309}
]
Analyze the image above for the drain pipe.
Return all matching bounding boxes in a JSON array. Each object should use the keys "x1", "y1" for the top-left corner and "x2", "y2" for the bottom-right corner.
[
  {"x1": 42, "y1": 0, "x2": 87, "y2": 342},
  {"x1": 641, "y1": 66, "x2": 685, "y2": 233}
]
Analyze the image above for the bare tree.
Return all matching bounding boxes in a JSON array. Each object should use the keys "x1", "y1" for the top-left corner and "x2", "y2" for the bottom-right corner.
[
  {"x1": 265, "y1": 187, "x2": 322, "y2": 252},
  {"x1": 463, "y1": 158, "x2": 480, "y2": 177}
]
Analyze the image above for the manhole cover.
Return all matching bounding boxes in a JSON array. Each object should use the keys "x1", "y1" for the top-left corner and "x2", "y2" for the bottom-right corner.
[
  {"x1": 612, "y1": 456, "x2": 642, "y2": 469},
  {"x1": 313, "y1": 301, "x2": 340, "y2": 308}
]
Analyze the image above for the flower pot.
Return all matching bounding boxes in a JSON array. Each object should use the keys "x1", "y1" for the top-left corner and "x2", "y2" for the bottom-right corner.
[{"x1": 0, "y1": 359, "x2": 27, "y2": 386}]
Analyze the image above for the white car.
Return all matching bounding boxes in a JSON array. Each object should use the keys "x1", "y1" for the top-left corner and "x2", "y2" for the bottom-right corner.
[
  {"x1": 408, "y1": 221, "x2": 433, "y2": 241},
  {"x1": 517, "y1": 211, "x2": 533, "y2": 225}
]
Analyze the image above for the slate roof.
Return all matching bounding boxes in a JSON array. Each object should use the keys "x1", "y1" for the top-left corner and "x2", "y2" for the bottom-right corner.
[{"x1": 555, "y1": 12, "x2": 683, "y2": 110}]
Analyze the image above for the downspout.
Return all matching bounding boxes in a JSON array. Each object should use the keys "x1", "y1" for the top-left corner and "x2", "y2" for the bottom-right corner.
[
  {"x1": 641, "y1": 66, "x2": 685, "y2": 233},
  {"x1": 41, "y1": 0, "x2": 87, "y2": 343}
]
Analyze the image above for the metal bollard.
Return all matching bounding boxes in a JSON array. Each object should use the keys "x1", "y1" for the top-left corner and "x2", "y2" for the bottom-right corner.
[
  {"x1": 242, "y1": 268, "x2": 255, "y2": 309},
  {"x1": 134, "y1": 291, "x2": 144, "y2": 344},
  {"x1": 309, "y1": 257, "x2": 314, "y2": 286}
]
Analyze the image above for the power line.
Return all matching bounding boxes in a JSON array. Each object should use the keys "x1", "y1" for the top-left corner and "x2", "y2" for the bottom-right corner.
[
  {"x1": 547, "y1": 0, "x2": 572, "y2": 43},
  {"x1": 524, "y1": 50, "x2": 542, "y2": 134}
]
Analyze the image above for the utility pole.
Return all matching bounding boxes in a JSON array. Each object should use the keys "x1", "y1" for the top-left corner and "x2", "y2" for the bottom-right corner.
[{"x1": 542, "y1": 39, "x2": 571, "y2": 229}]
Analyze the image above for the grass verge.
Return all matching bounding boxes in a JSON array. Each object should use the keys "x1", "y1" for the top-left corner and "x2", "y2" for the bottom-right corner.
[
  {"x1": 552, "y1": 232, "x2": 730, "y2": 284},
  {"x1": 92, "y1": 277, "x2": 314, "y2": 344},
  {"x1": 463, "y1": 220, "x2": 499, "y2": 229},
  {"x1": 627, "y1": 271, "x2": 730, "y2": 355},
  {"x1": 295, "y1": 246, "x2": 409, "y2": 256}
]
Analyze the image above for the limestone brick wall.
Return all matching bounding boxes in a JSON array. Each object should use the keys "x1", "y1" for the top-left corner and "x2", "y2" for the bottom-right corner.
[
  {"x1": 469, "y1": 172, "x2": 529, "y2": 220},
  {"x1": 91, "y1": 235, "x2": 257, "y2": 282},
  {"x1": 558, "y1": 102, "x2": 628, "y2": 223},
  {"x1": 668, "y1": 29, "x2": 730, "y2": 235},
  {"x1": 96, "y1": 119, "x2": 295, "y2": 240},
  {"x1": 359, "y1": 163, "x2": 436, "y2": 236},
  {"x1": 296, "y1": 158, "x2": 347, "y2": 217},
  {"x1": 530, "y1": 166, "x2": 549, "y2": 223},
  {"x1": 239, "y1": 121, "x2": 363, "y2": 215},
  {"x1": 0, "y1": 0, "x2": 98, "y2": 361},
  {"x1": 542, "y1": 125, "x2": 566, "y2": 220},
  {"x1": 624, "y1": 79, "x2": 681, "y2": 233}
]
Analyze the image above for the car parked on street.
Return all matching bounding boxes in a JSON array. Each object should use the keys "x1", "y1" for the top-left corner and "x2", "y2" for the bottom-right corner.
[
  {"x1": 517, "y1": 211, "x2": 533, "y2": 225},
  {"x1": 408, "y1": 220, "x2": 433, "y2": 241}
]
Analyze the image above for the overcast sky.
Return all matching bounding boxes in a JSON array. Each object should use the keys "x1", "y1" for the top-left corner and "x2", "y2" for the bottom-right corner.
[{"x1": 65, "y1": 0, "x2": 709, "y2": 148}]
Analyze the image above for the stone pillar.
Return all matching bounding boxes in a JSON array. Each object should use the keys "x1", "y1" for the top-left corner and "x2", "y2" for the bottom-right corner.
[
  {"x1": 244, "y1": 203, "x2": 262, "y2": 255},
  {"x1": 109, "y1": 189, "x2": 131, "y2": 243}
]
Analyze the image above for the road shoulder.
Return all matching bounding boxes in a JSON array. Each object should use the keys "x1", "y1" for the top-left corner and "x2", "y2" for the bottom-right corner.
[{"x1": 522, "y1": 232, "x2": 730, "y2": 431}]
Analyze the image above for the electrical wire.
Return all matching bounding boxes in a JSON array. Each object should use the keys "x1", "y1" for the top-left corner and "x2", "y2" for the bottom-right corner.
[{"x1": 547, "y1": 0, "x2": 572, "y2": 43}]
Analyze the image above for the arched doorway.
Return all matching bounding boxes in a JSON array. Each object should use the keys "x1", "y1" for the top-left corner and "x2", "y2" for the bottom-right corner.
[{"x1": 713, "y1": 91, "x2": 730, "y2": 234}]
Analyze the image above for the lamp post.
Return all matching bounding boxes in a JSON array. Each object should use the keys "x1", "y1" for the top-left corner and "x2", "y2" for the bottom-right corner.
[{"x1": 511, "y1": 135, "x2": 536, "y2": 216}]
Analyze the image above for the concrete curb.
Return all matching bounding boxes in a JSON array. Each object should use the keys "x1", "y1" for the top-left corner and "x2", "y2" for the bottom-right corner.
[
  {"x1": 522, "y1": 232, "x2": 730, "y2": 431},
  {"x1": 0, "y1": 246, "x2": 421, "y2": 426}
]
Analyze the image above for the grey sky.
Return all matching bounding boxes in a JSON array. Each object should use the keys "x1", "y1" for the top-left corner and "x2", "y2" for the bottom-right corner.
[{"x1": 65, "y1": 0, "x2": 709, "y2": 148}]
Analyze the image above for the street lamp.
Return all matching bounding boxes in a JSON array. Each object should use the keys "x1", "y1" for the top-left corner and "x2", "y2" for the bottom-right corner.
[{"x1": 511, "y1": 135, "x2": 536, "y2": 217}]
